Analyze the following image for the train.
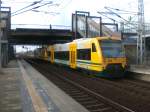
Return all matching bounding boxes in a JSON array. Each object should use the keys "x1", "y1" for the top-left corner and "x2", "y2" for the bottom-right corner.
[{"x1": 34, "y1": 37, "x2": 127, "y2": 78}]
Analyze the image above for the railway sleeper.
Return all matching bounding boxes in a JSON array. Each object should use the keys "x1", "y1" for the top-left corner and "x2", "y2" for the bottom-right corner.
[
  {"x1": 69, "y1": 91, "x2": 84, "y2": 95},
  {"x1": 72, "y1": 95, "x2": 89, "y2": 99},
  {"x1": 85, "y1": 103, "x2": 105, "y2": 109},
  {"x1": 76, "y1": 97, "x2": 94, "y2": 102},
  {"x1": 82, "y1": 100, "x2": 99, "y2": 105},
  {"x1": 90, "y1": 107, "x2": 113, "y2": 112}
]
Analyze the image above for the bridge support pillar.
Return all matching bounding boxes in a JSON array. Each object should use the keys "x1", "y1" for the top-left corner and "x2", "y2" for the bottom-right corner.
[{"x1": 0, "y1": 7, "x2": 11, "y2": 68}]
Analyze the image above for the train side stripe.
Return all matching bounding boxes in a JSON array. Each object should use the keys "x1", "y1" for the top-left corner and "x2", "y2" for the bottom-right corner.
[{"x1": 77, "y1": 60, "x2": 101, "y2": 65}]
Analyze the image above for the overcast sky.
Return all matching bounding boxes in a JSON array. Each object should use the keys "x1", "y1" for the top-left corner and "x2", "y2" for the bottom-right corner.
[{"x1": 2, "y1": 0, "x2": 150, "y2": 29}]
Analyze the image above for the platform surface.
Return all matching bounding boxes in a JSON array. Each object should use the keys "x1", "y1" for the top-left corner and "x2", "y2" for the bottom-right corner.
[
  {"x1": 0, "y1": 60, "x2": 22, "y2": 112},
  {"x1": 20, "y1": 59, "x2": 89, "y2": 112},
  {"x1": 128, "y1": 64, "x2": 150, "y2": 81},
  {"x1": 0, "y1": 59, "x2": 89, "y2": 112}
]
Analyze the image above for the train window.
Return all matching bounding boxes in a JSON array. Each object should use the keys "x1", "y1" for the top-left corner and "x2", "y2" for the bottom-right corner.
[
  {"x1": 47, "y1": 51, "x2": 51, "y2": 57},
  {"x1": 54, "y1": 51, "x2": 69, "y2": 60},
  {"x1": 92, "y1": 43, "x2": 96, "y2": 52},
  {"x1": 77, "y1": 49, "x2": 91, "y2": 60}
]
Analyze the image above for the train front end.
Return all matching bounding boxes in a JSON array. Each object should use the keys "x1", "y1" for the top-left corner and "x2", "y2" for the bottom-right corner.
[{"x1": 99, "y1": 39, "x2": 127, "y2": 78}]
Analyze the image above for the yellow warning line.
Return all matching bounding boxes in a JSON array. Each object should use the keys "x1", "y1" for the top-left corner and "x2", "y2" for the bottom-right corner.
[{"x1": 18, "y1": 60, "x2": 48, "y2": 112}]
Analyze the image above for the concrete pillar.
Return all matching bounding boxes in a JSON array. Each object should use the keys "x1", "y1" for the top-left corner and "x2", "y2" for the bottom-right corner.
[
  {"x1": 0, "y1": 6, "x2": 11, "y2": 67},
  {"x1": 0, "y1": 0, "x2": 2, "y2": 68}
]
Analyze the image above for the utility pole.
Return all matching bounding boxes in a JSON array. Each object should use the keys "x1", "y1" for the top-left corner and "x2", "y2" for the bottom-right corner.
[{"x1": 137, "y1": 0, "x2": 145, "y2": 64}]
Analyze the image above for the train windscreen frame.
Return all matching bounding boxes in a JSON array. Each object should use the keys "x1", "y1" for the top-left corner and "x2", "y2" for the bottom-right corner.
[{"x1": 99, "y1": 40, "x2": 125, "y2": 58}]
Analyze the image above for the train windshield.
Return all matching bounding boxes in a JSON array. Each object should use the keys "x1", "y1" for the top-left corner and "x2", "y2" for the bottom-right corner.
[{"x1": 100, "y1": 40, "x2": 125, "y2": 58}]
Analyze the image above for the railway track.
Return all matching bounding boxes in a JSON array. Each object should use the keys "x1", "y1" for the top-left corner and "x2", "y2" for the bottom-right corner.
[
  {"x1": 93, "y1": 77, "x2": 150, "y2": 100},
  {"x1": 26, "y1": 58, "x2": 134, "y2": 112},
  {"x1": 54, "y1": 64, "x2": 150, "y2": 112}
]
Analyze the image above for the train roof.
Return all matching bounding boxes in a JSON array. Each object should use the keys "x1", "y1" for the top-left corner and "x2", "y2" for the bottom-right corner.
[
  {"x1": 73, "y1": 36, "x2": 121, "y2": 42},
  {"x1": 53, "y1": 42, "x2": 70, "y2": 46},
  {"x1": 97, "y1": 36, "x2": 121, "y2": 40},
  {"x1": 51, "y1": 36, "x2": 121, "y2": 47}
]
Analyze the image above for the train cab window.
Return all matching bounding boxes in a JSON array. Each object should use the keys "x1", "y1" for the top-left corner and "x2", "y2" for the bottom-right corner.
[{"x1": 92, "y1": 43, "x2": 96, "y2": 52}]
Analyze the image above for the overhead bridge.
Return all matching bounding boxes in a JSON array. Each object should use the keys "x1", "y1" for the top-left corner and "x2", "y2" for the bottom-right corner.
[{"x1": 10, "y1": 28, "x2": 74, "y2": 45}]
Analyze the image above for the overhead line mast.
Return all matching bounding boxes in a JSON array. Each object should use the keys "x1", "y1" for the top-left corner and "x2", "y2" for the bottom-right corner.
[{"x1": 137, "y1": 0, "x2": 145, "y2": 64}]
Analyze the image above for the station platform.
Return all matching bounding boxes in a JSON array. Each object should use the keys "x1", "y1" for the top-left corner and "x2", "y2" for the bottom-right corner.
[
  {"x1": 0, "y1": 60, "x2": 89, "y2": 112},
  {"x1": 0, "y1": 60, "x2": 21, "y2": 112},
  {"x1": 128, "y1": 65, "x2": 150, "y2": 82}
]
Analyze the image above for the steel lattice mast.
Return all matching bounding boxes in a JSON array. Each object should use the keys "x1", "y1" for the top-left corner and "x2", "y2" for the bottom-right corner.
[{"x1": 137, "y1": 0, "x2": 145, "y2": 64}]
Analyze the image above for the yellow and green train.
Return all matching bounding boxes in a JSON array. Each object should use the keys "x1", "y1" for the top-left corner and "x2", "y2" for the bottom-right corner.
[{"x1": 35, "y1": 37, "x2": 127, "y2": 78}]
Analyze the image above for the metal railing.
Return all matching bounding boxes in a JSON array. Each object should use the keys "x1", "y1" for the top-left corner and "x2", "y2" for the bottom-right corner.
[
  {"x1": 72, "y1": 11, "x2": 120, "y2": 39},
  {"x1": 121, "y1": 22, "x2": 150, "y2": 35}
]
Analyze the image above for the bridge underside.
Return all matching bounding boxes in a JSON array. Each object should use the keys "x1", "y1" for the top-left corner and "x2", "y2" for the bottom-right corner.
[{"x1": 9, "y1": 28, "x2": 74, "y2": 45}]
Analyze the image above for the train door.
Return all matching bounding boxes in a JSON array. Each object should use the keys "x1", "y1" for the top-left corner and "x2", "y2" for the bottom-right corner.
[
  {"x1": 47, "y1": 47, "x2": 50, "y2": 61},
  {"x1": 50, "y1": 47, "x2": 54, "y2": 63},
  {"x1": 69, "y1": 43, "x2": 76, "y2": 68},
  {"x1": 91, "y1": 42, "x2": 100, "y2": 71},
  {"x1": 91, "y1": 42, "x2": 99, "y2": 62}
]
